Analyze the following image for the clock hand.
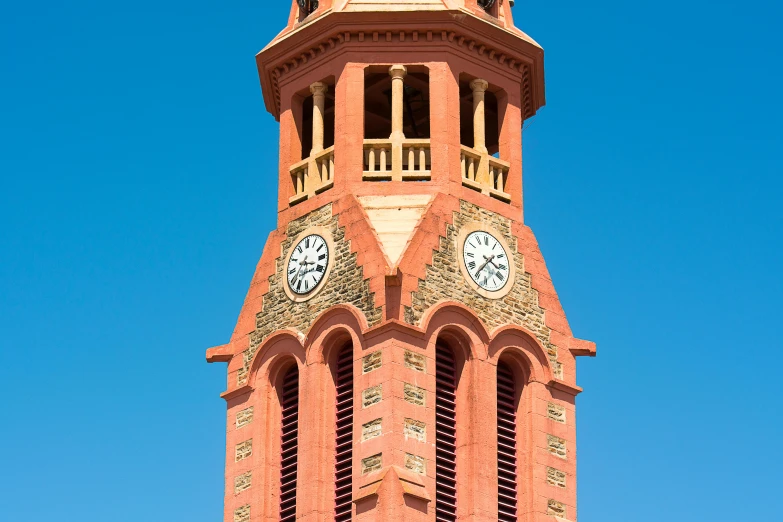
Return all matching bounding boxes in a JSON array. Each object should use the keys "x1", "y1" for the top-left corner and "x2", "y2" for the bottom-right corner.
[
  {"x1": 474, "y1": 255, "x2": 495, "y2": 278},
  {"x1": 295, "y1": 258, "x2": 308, "y2": 280}
]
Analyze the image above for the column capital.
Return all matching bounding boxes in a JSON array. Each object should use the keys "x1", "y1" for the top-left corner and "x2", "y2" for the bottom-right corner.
[
  {"x1": 388, "y1": 64, "x2": 408, "y2": 80},
  {"x1": 310, "y1": 81, "x2": 329, "y2": 96},
  {"x1": 470, "y1": 78, "x2": 489, "y2": 93}
]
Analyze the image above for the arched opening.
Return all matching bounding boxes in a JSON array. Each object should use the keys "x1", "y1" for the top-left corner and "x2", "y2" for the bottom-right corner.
[
  {"x1": 435, "y1": 339, "x2": 461, "y2": 521},
  {"x1": 278, "y1": 364, "x2": 300, "y2": 522},
  {"x1": 333, "y1": 342, "x2": 354, "y2": 521},
  {"x1": 497, "y1": 360, "x2": 519, "y2": 521}
]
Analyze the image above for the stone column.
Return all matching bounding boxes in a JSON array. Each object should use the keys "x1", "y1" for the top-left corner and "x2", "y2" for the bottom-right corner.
[
  {"x1": 470, "y1": 78, "x2": 491, "y2": 189},
  {"x1": 470, "y1": 78, "x2": 489, "y2": 153},
  {"x1": 389, "y1": 65, "x2": 407, "y2": 139},
  {"x1": 389, "y1": 65, "x2": 407, "y2": 181},
  {"x1": 310, "y1": 81, "x2": 328, "y2": 155}
]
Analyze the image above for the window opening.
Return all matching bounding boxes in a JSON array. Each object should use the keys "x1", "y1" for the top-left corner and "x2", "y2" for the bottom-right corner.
[
  {"x1": 279, "y1": 365, "x2": 299, "y2": 522},
  {"x1": 435, "y1": 342, "x2": 458, "y2": 521},
  {"x1": 497, "y1": 361, "x2": 519, "y2": 521},
  {"x1": 334, "y1": 345, "x2": 354, "y2": 521}
]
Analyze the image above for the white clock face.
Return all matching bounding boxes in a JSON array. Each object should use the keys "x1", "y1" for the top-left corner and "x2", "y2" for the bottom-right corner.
[
  {"x1": 462, "y1": 231, "x2": 510, "y2": 292},
  {"x1": 287, "y1": 234, "x2": 329, "y2": 295}
]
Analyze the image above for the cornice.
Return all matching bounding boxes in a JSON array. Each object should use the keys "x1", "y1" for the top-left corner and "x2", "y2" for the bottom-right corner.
[{"x1": 257, "y1": 12, "x2": 545, "y2": 122}]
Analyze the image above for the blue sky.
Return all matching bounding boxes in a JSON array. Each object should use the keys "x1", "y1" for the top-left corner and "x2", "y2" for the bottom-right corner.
[{"x1": 1, "y1": 1, "x2": 781, "y2": 521}]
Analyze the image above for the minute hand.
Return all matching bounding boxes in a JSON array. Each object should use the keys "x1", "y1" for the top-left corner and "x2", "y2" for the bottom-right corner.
[{"x1": 474, "y1": 255, "x2": 495, "y2": 278}]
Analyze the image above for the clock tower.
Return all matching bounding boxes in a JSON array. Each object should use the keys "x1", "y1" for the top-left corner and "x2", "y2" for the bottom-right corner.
[{"x1": 207, "y1": 2, "x2": 596, "y2": 522}]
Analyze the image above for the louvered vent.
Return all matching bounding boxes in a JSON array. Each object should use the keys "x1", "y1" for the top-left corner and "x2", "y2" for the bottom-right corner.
[
  {"x1": 497, "y1": 361, "x2": 518, "y2": 521},
  {"x1": 435, "y1": 342, "x2": 458, "y2": 521},
  {"x1": 334, "y1": 345, "x2": 354, "y2": 521},
  {"x1": 280, "y1": 366, "x2": 299, "y2": 522}
]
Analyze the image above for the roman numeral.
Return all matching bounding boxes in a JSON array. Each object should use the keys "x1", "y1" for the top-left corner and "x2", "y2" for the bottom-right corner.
[
  {"x1": 304, "y1": 280, "x2": 310, "y2": 291},
  {"x1": 296, "y1": 246, "x2": 302, "y2": 254},
  {"x1": 497, "y1": 254, "x2": 505, "y2": 259},
  {"x1": 316, "y1": 265, "x2": 325, "y2": 273},
  {"x1": 498, "y1": 264, "x2": 507, "y2": 270},
  {"x1": 288, "y1": 268, "x2": 296, "y2": 275},
  {"x1": 305, "y1": 238, "x2": 310, "y2": 248},
  {"x1": 296, "y1": 280, "x2": 302, "y2": 292},
  {"x1": 318, "y1": 254, "x2": 326, "y2": 261},
  {"x1": 496, "y1": 272, "x2": 505, "y2": 281},
  {"x1": 317, "y1": 244, "x2": 324, "y2": 252},
  {"x1": 468, "y1": 261, "x2": 476, "y2": 269},
  {"x1": 484, "y1": 236, "x2": 489, "y2": 245},
  {"x1": 466, "y1": 252, "x2": 474, "y2": 258}
]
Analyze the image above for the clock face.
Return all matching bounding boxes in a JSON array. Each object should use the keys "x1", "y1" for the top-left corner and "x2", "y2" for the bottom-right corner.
[
  {"x1": 287, "y1": 234, "x2": 329, "y2": 295},
  {"x1": 462, "y1": 231, "x2": 510, "y2": 292}
]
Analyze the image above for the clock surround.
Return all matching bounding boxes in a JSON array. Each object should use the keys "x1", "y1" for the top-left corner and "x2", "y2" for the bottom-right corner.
[
  {"x1": 283, "y1": 227, "x2": 334, "y2": 303},
  {"x1": 456, "y1": 222, "x2": 516, "y2": 299}
]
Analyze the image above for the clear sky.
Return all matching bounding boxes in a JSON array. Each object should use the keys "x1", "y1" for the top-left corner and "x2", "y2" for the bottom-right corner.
[{"x1": 1, "y1": 1, "x2": 781, "y2": 521}]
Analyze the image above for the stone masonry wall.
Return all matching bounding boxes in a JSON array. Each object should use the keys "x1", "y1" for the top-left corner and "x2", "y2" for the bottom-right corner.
[
  {"x1": 405, "y1": 200, "x2": 561, "y2": 375},
  {"x1": 238, "y1": 204, "x2": 383, "y2": 384}
]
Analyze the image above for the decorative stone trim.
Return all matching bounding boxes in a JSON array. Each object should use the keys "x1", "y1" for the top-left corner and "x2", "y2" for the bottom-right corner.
[
  {"x1": 268, "y1": 29, "x2": 537, "y2": 120},
  {"x1": 403, "y1": 350, "x2": 426, "y2": 372},
  {"x1": 362, "y1": 385, "x2": 382, "y2": 408},
  {"x1": 235, "y1": 407, "x2": 254, "y2": 429},
  {"x1": 547, "y1": 403, "x2": 566, "y2": 424},
  {"x1": 547, "y1": 500, "x2": 567, "y2": 518},
  {"x1": 546, "y1": 467, "x2": 567, "y2": 488},
  {"x1": 547, "y1": 435, "x2": 567, "y2": 459},
  {"x1": 234, "y1": 505, "x2": 250, "y2": 522},
  {"x1": 404, "y1": 453, "x2": 426, "y2": 475},
  {"x1": 361, "y1": 453, "x2": 383, "y2": 474},
  {"x1": 362, "y1": 351, "x2": 382, "y2": 373},
  {"x1": 404, "y1": 419, "x2": 426, "y2": 442},
  {"x1": 362, "y1": 419, "x2": 383, "y2": 441},
  {"x1": 235, "y1": 440, "x2": 253, "y2": 462},
  {"x1": 234, "y1": 472, "x2": 252, "y2": 494},
  {"x1": 403, "y1": 383, "x2": 426, "y2": 406}
]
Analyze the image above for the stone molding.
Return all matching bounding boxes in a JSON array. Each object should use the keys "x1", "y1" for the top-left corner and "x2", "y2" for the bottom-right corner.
[{"x1": 262, "y1": 24, "x2": 539, "y2": 120}]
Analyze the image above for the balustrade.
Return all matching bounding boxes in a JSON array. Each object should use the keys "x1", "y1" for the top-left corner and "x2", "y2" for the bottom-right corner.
[
  {"x1": 363, "y1": 139, "x2": 430, "y2": 181},
  {"x1": 289, "y1": 146, "x2": 335, "y2": 205},
  {"x1": 287, "y1": 74, "x2": 512, "y2": 207},
  {"x1": 460, "y1": 145, "x2": 511, "y2": 202}
]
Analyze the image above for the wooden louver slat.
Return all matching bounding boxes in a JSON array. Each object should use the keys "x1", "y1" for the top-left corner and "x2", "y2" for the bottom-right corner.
[
  {"x1": 280, "y1": 366, "x2": 299, "y2": 522},
  {"x1": 436, "y1": 343, "x2": 458, "y2": 522},
  {"x1": 497, "y1": 362, "x2": 518, "y2": 521},
  {"x1": 334, "y1": 345, "x2": 354, "y2": 521}
]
